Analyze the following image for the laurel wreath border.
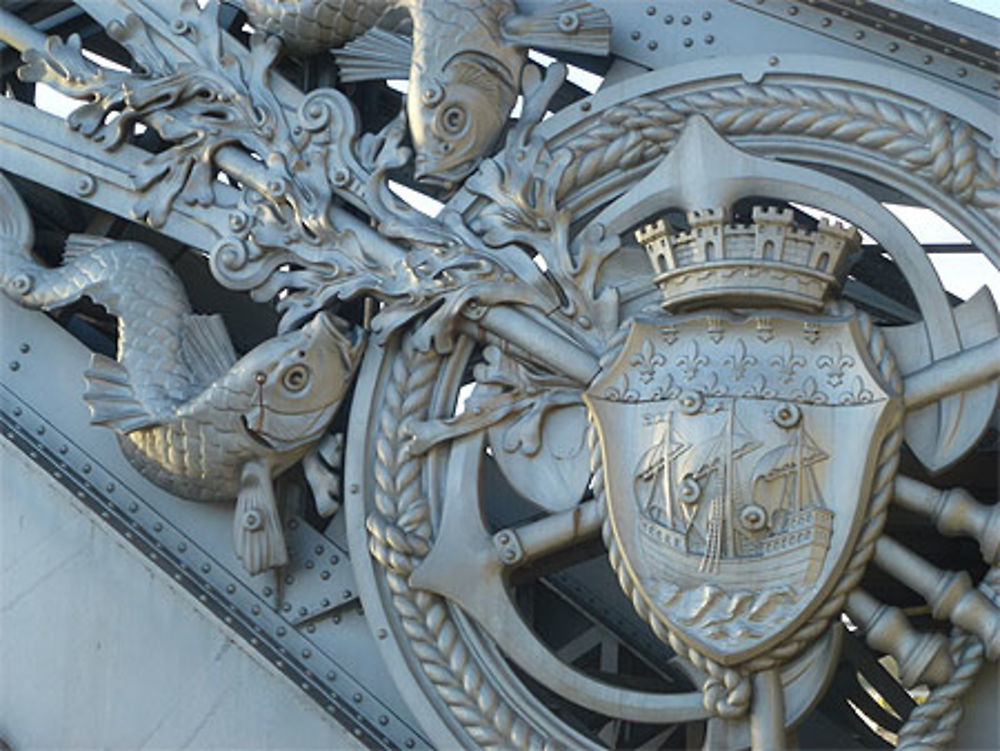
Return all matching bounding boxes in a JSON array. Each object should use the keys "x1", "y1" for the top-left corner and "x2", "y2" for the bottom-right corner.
[{"x1": 364, "y1": 79, "x2": 999, "y2": 748}]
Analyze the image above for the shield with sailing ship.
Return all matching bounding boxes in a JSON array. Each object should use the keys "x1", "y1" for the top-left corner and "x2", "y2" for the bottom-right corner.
[{"x1": 585, "y1": 308, "x2": 900, "y2": 666}]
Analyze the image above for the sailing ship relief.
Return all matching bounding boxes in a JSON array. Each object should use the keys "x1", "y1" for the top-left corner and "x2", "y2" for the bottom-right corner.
[{"x1": 586, "y1": 309, "x2": 899, "y2": 664}]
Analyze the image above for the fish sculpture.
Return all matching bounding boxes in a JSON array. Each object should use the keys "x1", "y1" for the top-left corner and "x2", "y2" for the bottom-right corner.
[
  {"x1": 240, "y1": 0, "x2": 612, "y2": 188},
  {"x1": 0, "y1": 175, "x2": 364, "y2": 575}
]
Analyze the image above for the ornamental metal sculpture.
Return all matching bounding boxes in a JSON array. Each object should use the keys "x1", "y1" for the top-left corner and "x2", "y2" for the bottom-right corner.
[{"x1": 1, "y1": 1, "x2": 999, "y2": 749}]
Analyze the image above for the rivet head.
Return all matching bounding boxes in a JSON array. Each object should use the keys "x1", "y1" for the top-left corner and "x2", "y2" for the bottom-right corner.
[
  {"x1": 353, "y1": 693, "x2": 363, "y2": 703},
  {"x1": 683, "y1": 37, "x2": 693, "y2": 47},
  {"x1": 678, "y1": 390, "x2": 704, "y2": 415},
  {"x1": 320, "y1": 570, "x2": 331, "y2": 580},
  {"x1": 9, "y1": 361, "x2": 19, "y2": 372},
  {"x1": 342, "y1": 589, "x2": 352, "y2": 600},
  {"x1": 19, "y1": 343, "x2": 29, "y2": 354},
  {"x1": 558, "y1": 11, "x2": 580, "y2": 33},
  {"x1": 377, "y1": 628, "x2": 388, "y2": 639},
  {"x1": 302, "y1": 648, "x2": 311, "y2": 658},
  {"x1": 277, "y1": 626, "x2": 286, "y2": 636},
  {"x1": 773, "y1": 402, "x2": 802, "y2": 428},
  {"x1": 630, "y1": 30, "x2": 641, "y2": 40},
  {"x1": 226, "y1": 584, "x2": 236, "y2": 594}
]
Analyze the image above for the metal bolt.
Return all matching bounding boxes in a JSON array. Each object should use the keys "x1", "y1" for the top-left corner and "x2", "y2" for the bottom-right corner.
[
  {"x1": 406, "y1": 740, "x2": 416, "y2": 748},
  {"x1": 320, "y1": 570, "x2": 330, "y2": 580},
  {"x1": 305, "y1": 560, "x2": 315, "y2": 569},
  {"x1": 19, "y1": 343, "x2": 29, "y2": 354},
  {"x1": 958, "y1": 67, "x2": 968, "y2": 78},
  {"x1": 648, "y1": 41, "x2": 658, "y2": 50},
  {"x1": 821, "y1": 17, "x2": 832, "y2": 27},
  {"x1": 58, "y1": 445, "x2": 68, "y2": 454},
  {"x1": 302, "y1": 648, "x2": 311, "y2": 658},
  {"x1": 277, "y1": 626, "x2": 286, "y2": 636},
  {"x1": 342, "y1": 589, "x2": 352, "y2": 600},
  {"x1": 327, "y1": 670, "x2": 337, "y2": 680},
  {"x1": 349, "y1": 484, "x2": 359, "y2": 494},
  {"x1": 646, "y1": 5, "x2": 656, "y2": 15},
  {"x1": 177, "y1": 542, "x2": 187, "y2": 552},
  {"x1": 330, "y1": 554, "x2": 340, "y2": 565},
  {"x1": 314, "y1": 545, "x2": 324, "y2": 555},
  {"x1": 788, "y1": 6, "x2": 798, "y2": 15},
  {"x1": 322, "y1": 598, "x2": 331, "y2": 607},
  {"x1": 683, "y1": 37, "x2": 693, "y2": 47},
  {"x1": 703, "y1": 11, "x2": 712, "y2": 21},
  {"x1": 252, "y1": 605, "x2": 261, "y2": 615},
  {"x1": 630, "y1": 30, "x2": 641, "y2": 40},
  {"x1": 924, "y1": 55, "x2": 934, "y2": 64},
  {"x1": 129, "y1": 502, "x2": 138, "y2": 513},
  {"x1": 9, "y1": 362, "x2": 19, "y2": 371},
  {"x1": 226, "y1": 584, "x2": 236, "y2": 594},
  {"x1": 353, "y1": 693, "x2": 362, "y2": 703},
  {"x1": 888, "y1": 42, "x2": 899, "y2": 52},
  {"x1": 855, "y1": 30, "x2": 865, "y2": 40},
  {"x1": 82, "y1": 464, "x2": 91, "y2": 473},
  {"x1": 681, "y1": 15, "x2": 691, "y2": 25},
  {"x1": 283, "y1": 603, "x2": 292, "y2": 612},
  {"x1": 664, "y1": 14, "x2": 674, "y2": 24},
  {"x1": 705, "y1": 34, "x2": 715, "y2": 44},
  {"x1": 580, "y1": 101, "x2": 591, "y2": 111},
  {"x1": 299, "y1": 607, "x2": 308, "y2": 617},
  {"x1": 497, "y1": 532, "x2": 511, "y2": 545},
  {"x1": 106, "y1": 482, "x2": 115, "y2": 492},
  {"x1": 377, "y1": 628, "x2": 388, "y2": 639},
  {"x1": 306, "y1": 624, "x2": 315, "y2": 633},
  {"x1": 769, "y1": 56, "x2": 779, "y2": 66}
]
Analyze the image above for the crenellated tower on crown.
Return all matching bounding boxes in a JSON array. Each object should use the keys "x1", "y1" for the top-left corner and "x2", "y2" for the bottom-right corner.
[{"x1": 635, "y1": 207, "x2": 861, "y2": 312}]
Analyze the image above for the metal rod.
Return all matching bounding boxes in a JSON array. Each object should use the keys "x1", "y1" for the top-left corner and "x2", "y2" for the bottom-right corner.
[
  {"x1": 0, "y1": 9, "x2": 48, "y2": 53},
  {"x1": 845, "y1": 588, "x2": 954, "y2": 687},
  {"x1": 894, "y1": 474, "x2": 1000, "y2": 563},
  {"x1": 472, "y1": 305, "x2": 601, "y2": 385},
  {"x1": 874, "y1": 536, "x2": 1000, "y2": 659},
  {"x1": 494, "y1": 500, "x2": 602, "y2": 568},
  {"x1": 750, "y1": 669, "x2": 786, "y2": 751},
  {"x1": 903, "y1": 335, "x2": 1000, "y2": 411}
]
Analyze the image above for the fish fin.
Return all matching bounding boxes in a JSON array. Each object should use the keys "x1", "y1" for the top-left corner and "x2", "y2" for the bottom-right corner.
[
  {"x1": 501, "y1": 2, "x2": 612, "y2": 56},
  {"x1": 334, "y1": 28, "x2": 413, "y2": 82},
  {"x1": 0, "y1": 172, "x2": 34, "y2": 258},
  {"x1": 181, "y1": 313, "x2": 238, "y2": 388},
  {"x1": 233, "y1": 459, "x2": 288, "y2": 575},
  {"x1": 83, "y1": 353, "x2": 158, "y2": 432},
  {"x1": 63, "y1": 233, "x2": 111, "y2": 259}
]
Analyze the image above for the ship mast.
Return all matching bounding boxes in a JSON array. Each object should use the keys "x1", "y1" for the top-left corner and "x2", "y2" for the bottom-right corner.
[{"x1": 725, "y1": 401, "x2": 736, "y2": 558}]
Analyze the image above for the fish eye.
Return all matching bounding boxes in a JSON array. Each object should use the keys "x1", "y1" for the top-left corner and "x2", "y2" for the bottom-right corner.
[
  {"x1": 440, "y1": 105, "x2": 467, "y2": 135},
  {"x1": 282, "y1": 364, "x2": 310, "y2": 392}
]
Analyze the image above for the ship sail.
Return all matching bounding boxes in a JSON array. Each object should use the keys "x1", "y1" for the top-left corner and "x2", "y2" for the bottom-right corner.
[
  {"x1": 636, "y1": 414, "x2": 689, "y2": 526},
  {"x1": 750, "y1": 424, "x2": 829, "y2": 517}
]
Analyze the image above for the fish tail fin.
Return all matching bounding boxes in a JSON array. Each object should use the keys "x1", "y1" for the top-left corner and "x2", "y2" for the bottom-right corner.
[
  {"x1": 334, "y1": 28, "x2": 412, "y2": 82},
  {"x1": 502, "y1": 2, "x2": 612, "y2": 57},
  {"x1": 83, "y1": 353, "x2": 157, "y2": 432},
  {"x1": 234, "y1": 459, "x2": 288, "y2": 575}
]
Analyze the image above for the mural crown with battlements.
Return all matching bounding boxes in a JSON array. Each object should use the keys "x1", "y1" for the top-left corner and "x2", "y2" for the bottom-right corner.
[{"x1": 635, "y1": 207, "x2": 861, "y2": 312}]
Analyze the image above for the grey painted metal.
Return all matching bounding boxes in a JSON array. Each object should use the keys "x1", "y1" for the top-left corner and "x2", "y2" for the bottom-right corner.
[
  {"x1": 1, "y1": 1, "x2": 999, "y2": 749},
  {"x1": 0, "y1": 296, "x2": 431, "y2": 751}
]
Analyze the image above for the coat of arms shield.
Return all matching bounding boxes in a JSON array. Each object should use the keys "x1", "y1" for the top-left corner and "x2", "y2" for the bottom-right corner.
[{"x1": 585, "y1": 306, "x2": 901, "y2": 666}]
